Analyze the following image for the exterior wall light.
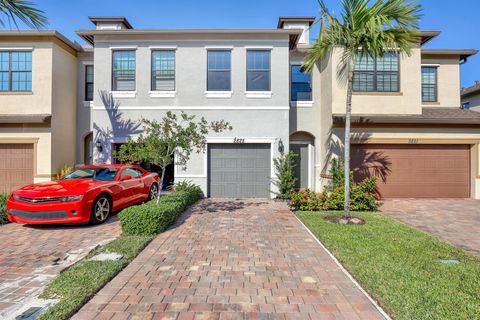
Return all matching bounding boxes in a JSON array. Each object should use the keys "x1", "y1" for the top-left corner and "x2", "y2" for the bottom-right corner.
[{"x1": 278, "y1": 139, "x2": 284, "y2": 154}]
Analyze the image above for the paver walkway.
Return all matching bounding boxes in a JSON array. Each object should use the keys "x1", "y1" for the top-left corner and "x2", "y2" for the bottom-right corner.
[
  {"x1": 0, "y1": 217, "x2": 121, "y2": 318},
  {"x1": 75, "y1": 199, "x2": 385, "y2": 320},
  {"x1": 382, "y1": 199, "x2": 480, "y2": 256}
]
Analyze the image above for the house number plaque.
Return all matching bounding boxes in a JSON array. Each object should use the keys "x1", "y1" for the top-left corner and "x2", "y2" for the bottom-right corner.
[{"x1": 233, "y1": 138, "x2": 245, "y2": 143}]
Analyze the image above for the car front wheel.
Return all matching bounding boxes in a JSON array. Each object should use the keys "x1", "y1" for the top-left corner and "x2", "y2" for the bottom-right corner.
[
  {"x1": 148, "y1": 183, "x2": 159, "y2": 201},
  {"x1": 90, "y1": 195, "x2": 111, "y2": 224}
]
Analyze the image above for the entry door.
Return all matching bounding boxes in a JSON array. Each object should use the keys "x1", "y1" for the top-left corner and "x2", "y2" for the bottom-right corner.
[
  {"x1": 290, "y1": 144, "x2": 310, "y2": 189},
  {"x1": 208, "y1": 143, "x2": 271, "y2": 198}
]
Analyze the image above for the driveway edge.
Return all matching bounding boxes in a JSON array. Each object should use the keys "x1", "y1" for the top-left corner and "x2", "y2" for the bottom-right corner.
[{"x1": 293, "y1": 213, "x2": 392, "y2": 320}]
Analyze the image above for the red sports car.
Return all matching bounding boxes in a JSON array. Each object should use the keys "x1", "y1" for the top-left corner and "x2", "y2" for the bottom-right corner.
[{"x1": 7, "y1": 164, "x2": 159, "y2": 225}]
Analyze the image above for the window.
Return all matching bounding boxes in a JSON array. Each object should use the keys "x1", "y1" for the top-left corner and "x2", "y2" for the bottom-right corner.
[
  {"x1": 291, "y1": 65, "x2": 312, "y2": 101},
  {"x1": 0, "y1": 51, "x2": 32, "y2": 91},
  {"x1": 121, "y1": 167, "x2": 142, "y2": 179},
  {"x1": 85, "y1": 65, "x2": 94, "y2": 101},
  {"x1": 247, "y1": 50, "x2": 271, "y2": 91},
  {"x1": 462, "y1": 102, "x2": 471, "y2": 110},
  {"x1": 207, "y1": 50, "x2": 231, "y2": 91},
  {"x1": 353, "y1": 52, "x2": 399, "y2": 92},
  {"x1": 421, "y1": 66, "x2": 437, "y2": 102},
  {"x1": 112, "y1": 50, "x2": 135, "y2": 91},
  {"x1": 152, "y1": 50, "x2": 175, "y2": 91}
]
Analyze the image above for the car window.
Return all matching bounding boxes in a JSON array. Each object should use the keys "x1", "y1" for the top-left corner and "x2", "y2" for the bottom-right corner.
[
  {"x1": 120, "y1": 168, "x2": 142, "y2": 179},
  {"x1": 64, "y1": 168, "x2": 119, "y2": 181}
]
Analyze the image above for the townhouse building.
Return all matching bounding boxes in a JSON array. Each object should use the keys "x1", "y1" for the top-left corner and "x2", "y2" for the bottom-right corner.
[
  {"x1": 1, "y1": 16, "x2": 479, "y2": 199},
  {"x1": 461, "y1": 81, "x2": 480, "y2": 111}
]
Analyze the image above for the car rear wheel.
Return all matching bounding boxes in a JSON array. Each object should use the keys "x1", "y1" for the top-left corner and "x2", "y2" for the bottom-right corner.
[
  {"x1": 90, "y1": 195, "x2": 111, "y2": 224},
  {"x1": 148, "y1": 183, "x2": 159, "y2": 201}
]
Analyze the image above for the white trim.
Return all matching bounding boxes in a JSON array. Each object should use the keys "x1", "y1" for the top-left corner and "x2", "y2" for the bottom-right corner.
[
  {"x1": 206, "y1": 137, "x2": 277, "y2": 144},
  {"x1": 82, "y1": 61, "x2": 93, "y2": 65},
  {"x1": 290, "y1": 101, "x2": 314, "y2": 108},
  {"x1": 290, "y1": 141, "x2": 313, "y2": 145},
  {"x1": 205, "y1": 91, "x2": 233, "y2": 98},
  {"x1": 149, "y1": 45, "x2": 177, "y2": 50},
  {"x1": 111, "y1": 91, "x2": 137, "y2": 98},
  {"x1": 109, "y1": 46, "x2": 138, "y2": 50},
  {"x1": 308, "y1": 144, "x2": 313, "y2": 189},
  {"x1": 290, "y1": 60, "x2": 303, "y2": 65},
  {"x1": 245, "y1": 91, "x2": 273, "y2": 99},
  {"x1": 294, "y1": 215, "x2": 392, "y2": 320},
  {"x1": 205, "y1": 46, "x2": 234, "y2": 50},
  {"x1": 244, "y1": 46, "x2": 274, "y2": 50},
  {"x1": 82, "y1": 101, "x2": 93, "y2": 108},
  {"x1": 0, "y1": 47, "x2": 33, "y2": 51},
  {"x1": 175, "y1": 174, "x2": 207, "y2": 179},
  {"x1": 421, "y1": 64, "x2": 440, "y2": 67},
  {"x1": 150, "y1": 91, "x2": 176, "y2": 98},
  {"x1": 92, "y1": 105, "x2": 289, "y2": 110}
]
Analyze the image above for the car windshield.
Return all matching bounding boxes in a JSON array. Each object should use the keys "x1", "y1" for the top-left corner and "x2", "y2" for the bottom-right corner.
[{"x1": 63, "y1": 168, "x2": 119, "y2": 181}]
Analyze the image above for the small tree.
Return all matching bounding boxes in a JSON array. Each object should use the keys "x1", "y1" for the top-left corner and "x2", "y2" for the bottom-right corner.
[
  {"x1": 116, "y1": 111, "x2": 231, "y2": 203},
  {"x1": 271, "y1": 151, "x2": 297, "y2": 199}
]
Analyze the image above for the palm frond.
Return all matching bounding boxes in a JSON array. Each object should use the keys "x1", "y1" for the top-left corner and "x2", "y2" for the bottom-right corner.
[{"x1": 0, "y1": 0, "x2": 47, "y2": 29}]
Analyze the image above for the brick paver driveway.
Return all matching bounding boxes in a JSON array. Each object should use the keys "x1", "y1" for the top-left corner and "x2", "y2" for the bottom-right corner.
[
  {"x1": 0, "y1": 217, "x2": 121, "y2": 317},
  {"x1": 382, "y1": 199, "x2": 480, "y2": 256},
  {"x1": 75, "y1": 199, "x2": 385, "y2": 320}
]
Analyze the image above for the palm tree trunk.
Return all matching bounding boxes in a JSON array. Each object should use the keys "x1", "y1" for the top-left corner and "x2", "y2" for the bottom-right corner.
[
  {"x1": 344, "y1": 71, "x2": 354, "y2": 218},
  {"x1": 156, "y1": 165, "x2": 166, "y2": 204}
]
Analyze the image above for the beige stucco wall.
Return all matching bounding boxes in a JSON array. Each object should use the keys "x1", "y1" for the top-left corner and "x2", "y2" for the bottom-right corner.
[
  {"x1": 50, "y1": 43, "x2": 78, "y2": 175},
  {"x1": 0, "y1": 127, "x2": 52, "y2": 182},
  {"x1": 0, "y1": 42, "x2": 53, "y2": 115},
  {"x1": 331, "y1": 47, "x2": 422, "y2": 115},
  {"x1": 422, "y1": 55, "x2": 461, "y2": 107}
]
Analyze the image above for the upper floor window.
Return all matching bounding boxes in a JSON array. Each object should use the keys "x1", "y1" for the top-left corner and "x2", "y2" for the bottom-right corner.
[
  {"x1": 247, "y1": 50, "x2": 271, "y2": 91},
  {"x1": 85, "y1": 65, "x2": 94, "y2": 101},
  {"x1": 291, "y1": 65, "x2": 312, "y2": 101},
  {"x1": 0, "y1": 51, "x2": 32, "y2": 92},
  {"x1": 112, "y1": 50, "x2": 135, "y2": 91},
  {"x1": 207, "y1": 50, "x2": 231, "y2": 91},
  {"x1": 421, "y1": 66, "x2": 437, "y2": 102},
  {"x1": 353, "y1": 52, "x2": 399, "y2": 92},
  {"x1": 152, "y1": 50, "x2": 175, "y2": 91}
]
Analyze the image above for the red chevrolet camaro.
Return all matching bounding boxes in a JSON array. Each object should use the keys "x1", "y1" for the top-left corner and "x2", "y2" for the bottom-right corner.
[{"x1": 7, "y1": 164, "x2": 159, "y2": 225}]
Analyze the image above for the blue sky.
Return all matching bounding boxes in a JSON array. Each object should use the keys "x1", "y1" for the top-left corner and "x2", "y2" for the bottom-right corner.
[{"x1": 22, "y1": 0, "x2": 480, "y2": 87}]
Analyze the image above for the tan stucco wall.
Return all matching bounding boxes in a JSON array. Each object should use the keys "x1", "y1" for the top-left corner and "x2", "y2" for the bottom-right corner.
[
  {"x1": 0, "y1": 127, "x2": 52, "y2": 182},
  {"x1": 50, "y1": 43, "x2": 77, "y2": 175},
  {"x1": 0, "y1": 42, "x2": 53, "y2": 115},
  {"x1": 422, "y1": 55, "x2": 461, "y2": 107},
  {"x1": 331, "y1": 47, "x2": 422, "y2": 115}
]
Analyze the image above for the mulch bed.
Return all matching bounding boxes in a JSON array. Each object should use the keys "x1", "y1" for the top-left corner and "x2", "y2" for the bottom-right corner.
[{"x1": 324, "y1": 216, "x2": 366, "y2": 225}]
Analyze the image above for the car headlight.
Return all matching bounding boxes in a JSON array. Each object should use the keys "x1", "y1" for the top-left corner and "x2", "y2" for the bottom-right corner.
[{"x1": 61, "y1": 195, "x2": 83, "y2": 202}]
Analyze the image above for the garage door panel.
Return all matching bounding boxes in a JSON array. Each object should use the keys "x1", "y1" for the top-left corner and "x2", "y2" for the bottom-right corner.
[
  {"x1": 0, "y1": 144, "x2": 34, "y2": 194},
  {"x1": 208, "y1": 143, "x2": 270, "y2": 198},
  {"x1": 351, "y1": 144, "x2": 469, "y2": 198}
]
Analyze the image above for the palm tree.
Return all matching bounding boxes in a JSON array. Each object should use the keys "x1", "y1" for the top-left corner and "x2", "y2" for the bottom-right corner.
[
  {"x1": 303, "y1": 0, "x2": 421, "y2": 218},
  {"x1": 0, "y1": 0, "x2": 47, "y2": 29}
]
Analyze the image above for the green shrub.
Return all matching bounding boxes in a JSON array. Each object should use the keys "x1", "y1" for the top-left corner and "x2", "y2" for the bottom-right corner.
[
  {"x1": 0, "y1": 193, "x2": 10, "y2": 225},
  {"x1": 174, "y1": 180, "x2": 203, "y2": 198},
  {"x1": 119, "y1": 188, "x2": 202, "y2": 235},
  {"x1": 289, "y1": 189, "x2": 323, "y2": 211},
  {"x1": 271, "y1": 151, "x2": 297, "y2": 199}
]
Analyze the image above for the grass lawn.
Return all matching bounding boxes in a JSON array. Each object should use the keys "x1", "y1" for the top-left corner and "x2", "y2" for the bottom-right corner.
[
  {"x1": 297, "y1": 211, "x2": 480, "y2": 320},
  {"x1": 37, "y1": 235, "x2": 153, "y2": 320}
]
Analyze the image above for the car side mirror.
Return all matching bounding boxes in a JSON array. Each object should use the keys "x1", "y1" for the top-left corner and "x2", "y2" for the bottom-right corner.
[{"x1": 120, "y1": 175, "x2": 132, "y2": 181}]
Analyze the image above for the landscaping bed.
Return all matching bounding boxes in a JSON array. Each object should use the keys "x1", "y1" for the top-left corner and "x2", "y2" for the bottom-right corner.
[
  {"x1": 0, "y1": 193, "x2": 10, "y2": 225},
  {"x1": 38, "y1": 185, "x2": 202, "y2": 320},
  {"x1": 297, "y1": 211, "x2": 480, "y2": 320}
]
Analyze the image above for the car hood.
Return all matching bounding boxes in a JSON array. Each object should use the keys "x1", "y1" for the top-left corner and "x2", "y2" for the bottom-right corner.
[{"x1": 13, "y1": 179, "x2": 112, "y2": 198}]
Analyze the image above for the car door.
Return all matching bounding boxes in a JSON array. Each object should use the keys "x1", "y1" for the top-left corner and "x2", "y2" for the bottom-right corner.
[
  {"x1": 128, "y1": 167, "x2": 146, "y2": 203},
  {"x1": 118, "y1": 168, "x2": 138, "y2": 207}
]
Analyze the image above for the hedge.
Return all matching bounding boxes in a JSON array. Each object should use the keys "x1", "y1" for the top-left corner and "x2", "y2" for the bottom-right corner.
[
  {"x1": 119, "y1": 188, "x2": 202, "y2": 236},
  {"x1": 0, "y1": 193, "x2": 10, "y2": 225}
]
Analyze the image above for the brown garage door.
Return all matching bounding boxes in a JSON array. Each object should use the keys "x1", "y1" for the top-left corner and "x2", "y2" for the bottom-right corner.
[
  {"x1": 0, "y1": 144, "x2": 34, "y2": 193},
  {"x1": 351, "y1": 144, "x2": 470, "y2": 198}
]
